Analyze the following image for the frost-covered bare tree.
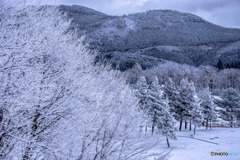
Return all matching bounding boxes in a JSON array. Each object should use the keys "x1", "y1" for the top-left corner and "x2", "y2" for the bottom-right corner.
[
  {"x1": 130, "y1": 61, "x2": 240, "y2": 90},
  {"x1": 0, "y1": 5, "x2": 73, "y2": 159},
  {"x1": 0, "y1": 2, "x2": 159, "y2": 159}
]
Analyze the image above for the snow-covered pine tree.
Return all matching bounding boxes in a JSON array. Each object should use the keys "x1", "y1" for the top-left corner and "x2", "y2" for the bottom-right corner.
[
  {"x1": 163, "y1": 78, "x2": 182, "y2": 129},
  {"x1": 176, "y1": 78, "x2": 191, "y2": 131},
  {"x1": 178, "y1": 79, "x2": 202, "y2": 133},
  {"x1": 136, "y1": 76, "x2": 150, "y2": 111},
  {"x1": 217, "y1": 88, "x2": 240, "y2": 127},
  {"x1": 164, "y1": 78, "x2": 179, "y2": 113},
  {"x1": 198, "y1": 88, "x2": 217, "y2": 129},
  {"x1": 147, "y1": 77, "x2": 176, "y2": 147},
  {"x1": 148, "y1": 77, "x2": 163, "y2": 135},
  {"x1": 159, "y1": 112, "x2": 176, "y2": 147},
  {"x1": 188, "y1": 82, "x2": 203, "y2": 134},
  {"x1": 135, "y1": 76, "x2": 150, "y2": 134}
]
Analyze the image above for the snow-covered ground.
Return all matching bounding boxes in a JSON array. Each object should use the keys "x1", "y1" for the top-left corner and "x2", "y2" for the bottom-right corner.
[{"x1": 153, "y1": 127, "x2": 240, "y2": 160}]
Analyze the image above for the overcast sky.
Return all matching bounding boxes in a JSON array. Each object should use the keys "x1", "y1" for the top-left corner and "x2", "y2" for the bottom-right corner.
[{"x1": 42, "y1": 0, "x2": 240, "y2": 28}]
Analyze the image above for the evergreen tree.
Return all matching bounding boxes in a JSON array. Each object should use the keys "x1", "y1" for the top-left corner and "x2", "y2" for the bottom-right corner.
[
  {"x1": 164, "y1": 78, "x2": 203, "y2": 132},
  {"x1": 164, "y1": 78, "x2": 182, "y2": 130},
  {"x1": 188, "y1": 84, "x2": 203, "y2": 134},
  {"x1": 216, "y1": 59, "x2": 224, "y2": 70},
  {"x1": 136, "y1": 76, "x2": 150, "y2": 111},
  {"x1": 149, "y1": 77, "x2": 176, "y2": 147},
  {"x1": 198, "y1": 88, "x2": 218, "y2": 129},
  {"x1": 217, "y1": 88, "x2": 240, "y2": 127},
  {"x1": 135, "y1": 76, "x2": 151, "y2": 134},
  {"x1": 190, "y1": 101, "x2": 202, "y2": 135},
  {"x1": 148, "y1": 77, "x2": 163, "y2": 135},
  {"x1": 178, "y1": 79, "x2": 203, "y2": 133},
  {"x1": 136, "y1": 77, "x2": 176, "y2": 147},
  {"x1": 164, "y1": 78, "x2": 180, "y2": 113},
  {"x1": 177, "y1": 78, "x2": 192, "y2": 131},
  {"x1": 157, "y1": 107, "x2": 176, "y2": 147}
]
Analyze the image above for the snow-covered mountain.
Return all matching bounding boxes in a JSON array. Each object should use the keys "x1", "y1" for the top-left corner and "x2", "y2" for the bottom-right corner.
[{"x1": 60, "y1": 5, "x2": 240, "y2": 70}]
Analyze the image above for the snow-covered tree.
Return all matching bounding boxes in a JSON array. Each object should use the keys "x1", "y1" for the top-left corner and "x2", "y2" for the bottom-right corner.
[
  {"x1": 150, "y1": 78, "x2": 176, "y2": 142},
  {"x1": 163, "y1": 77, "x2": 180, "y2": 113},
  {"x1": 217, "y1": 88, "x2": 240, "y2": 127},
  {"x1": 198, "y1": 88, "x2": 218, "y2": 129},
  {"x1": 178, "y1": 79, "x2": 202, "y2": 133},
  {"x1": 136, "y1": 76, "x2": 150, "y2": 111},
  {"x1": 136, "y1": 77, "x2": 176, "y2": 147},
  {"x1": 189, "y1": 91, "x2": 203, "y2": 135},
  {"x1": 0, "y1": 3, "x2": 156, "y2": 159}
]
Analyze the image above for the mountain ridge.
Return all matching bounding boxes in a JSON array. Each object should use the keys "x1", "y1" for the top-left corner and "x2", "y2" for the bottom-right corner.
[{"x1": 59, "y1": 5, "x2": 240, "y2": 70}]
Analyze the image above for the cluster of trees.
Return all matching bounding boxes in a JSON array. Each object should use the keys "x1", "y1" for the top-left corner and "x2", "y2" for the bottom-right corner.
[
  {"x1": 135, "y1": 77, "x2": 176, "y2": 147},
  {"x1": 127, "y1": 61, "x2": 240, "y2": 90},
  {"x1": 135, "y1": 76, "x2": 204, "y2": 147},
  {"x1": 164, "y1": 78, "x2": 204, "y2": 133},
  {"x1": 135, "y1": 75, "x2": 240, "y2": 147},
  {"x1": 0, "y1": 4, "x2": 162, "y2": 160},
  {"x1": 198, "y1": 88, "x2": 218, "y2": 129},
  {"x1": 215, "y1": 88, "x2": 240, "y2": 127}
]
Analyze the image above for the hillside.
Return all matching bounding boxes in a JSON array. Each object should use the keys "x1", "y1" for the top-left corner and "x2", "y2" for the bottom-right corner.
[{"x1": 60, "y1": 5, "x2": 240, "y2": 70}]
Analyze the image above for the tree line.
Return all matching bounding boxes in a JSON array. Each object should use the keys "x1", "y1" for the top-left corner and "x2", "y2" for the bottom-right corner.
[{"x1": 134, "y1": 76, "x2": 240, "y2": 147}]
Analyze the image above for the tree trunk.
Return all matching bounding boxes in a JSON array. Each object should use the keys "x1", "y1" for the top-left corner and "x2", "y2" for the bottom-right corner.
[
  {"x1": 189, "y1": 121, "x2": 192, "y2": 131},
  {"x1": 152, "y1": 125, "x2": 154, "y2": 136},
  {"x1": 185, "y1": 121, "x2": 187, "y2": 129},
  {"x1": 166, "y1": 137, "x2": 170, "y2": 148},
  {"x1": 179, "y1": 119, "x2": 182, "y2": 131},
  {"x1": 206, "y1": 119, "x2": 208, "y2": 130},
  {"x1": 23, "y1": 146, "x2": 31, "y2": 160},
  {"x1": 194, "y1": 124, "x2": 196, "y2": 135},
  {"x1": 209, "y1": 79, "x2": 213, "y2": 91},
  {"x1": 139, "y1": 126, "x2": 143, "y2": 137},
  {"x1": 210, "y1": 121, "x2": 212, "y2": 130},
  {"x1": 145, "y1": 126, "x2": 147, "y2": 136}
]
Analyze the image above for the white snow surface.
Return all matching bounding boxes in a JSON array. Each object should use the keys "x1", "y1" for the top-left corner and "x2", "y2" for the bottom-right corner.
[{"x1": 148, "y1": 127, "x2": 240, "y2": 160}]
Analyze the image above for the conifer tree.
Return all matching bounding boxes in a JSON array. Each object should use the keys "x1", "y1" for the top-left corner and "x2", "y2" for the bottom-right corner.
[
  {"x1": 178, "y1": 79, "x2": 203, "y2": 133},
  {"x1": 136, "y1": 76, "x2": 150, "y2": 111},
  {"x1": 150, "y1": 77, "x2": 176, "y2": 147},
  {"x1": 136, "y1": 77, "x2": 176, "y2": 147},
  {"x1": 164, "y1": 78, "x2": 182, "y2": 130},
  {"x1": 198, "y1": 88, "x2": 217, "y2": 129},
  {"x1": 164, "y1": 78, "x2": 180, "y2": 113},
  {"x1": 217, "y1": 88, "x2": 240, "y2": 127},
  {"x1": 188, "y1": 83, "x2": 203, "y2": 134},
  {"x1": 216, "y1": 59, "x2": 224, "y2": 70}
]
